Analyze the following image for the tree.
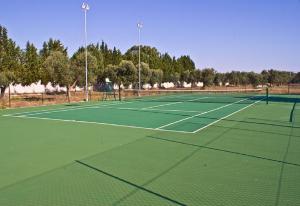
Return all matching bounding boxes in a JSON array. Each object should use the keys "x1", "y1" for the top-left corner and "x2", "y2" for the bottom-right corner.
[
  {"x1": 291, "y1": 72, "x2": 300, "y2": 83},
  {"x1": 71, "y1": 50, "x2": 98, "y2": 89},
  {"x1": 42, "y1": 51, "x2": 73, "y2": 102},
  {"x1": 74, "y1": 44, "x2": 105, "y2": 85},
  {"x1": 227, "y1": 71, "x2": 240, "y2": 86},
  {"x1": 201, "y1": 68, "x2": 215, "y2": 87},
  {"x1": 105, "y1": 60, "x2": 137, "y2": 100},
  {"x1": 100, "y1": 41, "x2": 123, "y2": 67},
  {"x1": 160, "y1": 53, "x2": 174, "y2": 82},
  {"x1": 177, "y1": 55, "x2": 196, "y2": 72},
  {"x1": 87, "y1": 44, "x2": 104, "y2": 72},
  {"x1": 169, "y1": 72, "x2": 180, "y2": 87},
  {"x1": 214, "y1": 72, "x2": 224, "y2": 86},
  {"x1": 0, "y1": 25, "x2": 22, "y2": 99},
  {"x1": 112, "y1": 46, "x2": 122, "y2": 65},
  {"x1": 247, "y1": 72, "x2": 261, "y2": 87},
  {"x1": 268, "y1": 69, "x2": 281, "y2": 86},
  {"x1": 103, "y1": 64, "x2": 117, "y2": 89},
  {"x1": 40, "y1": 38, "x2": 67, "y2": 60},
  {"x1": 193, "y1": 70, "x2": 202, "y2": 85},
  {"x1": 181, "y1": 70, "x2": 192, "y2": 86},
  {"x1": 139, "y1": 62, "x2": 152, "y2": 86},
  {"x1": 21, "y1": 42, "x2": 41, "y2": 85},
  {"x1": 150, "y1": 69, "x2": 163, "y2": 88},
  {"x1": 176, "y1": 55, "x2": 196, "y2": 85},
  {"x1": 100, "y1": 41, "x2": 110, "y2": 67},
  {"x1": 239, "y1": 72, "x2": 249, "y2": 87},
  {"x1": 124, "y1": 45, "x2": 161, "y2": 72},
  {"x1": 189, "y1": 70, "x2": 196, "y2": 87},
  {"x1": 119, "y1": 60, "x2": 137, "y2": 88},
  {"x1": 261, "y1": 70, "x2": 269, "y2": 84}
]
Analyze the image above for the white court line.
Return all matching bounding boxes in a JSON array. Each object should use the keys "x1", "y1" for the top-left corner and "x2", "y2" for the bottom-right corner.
[
  {"x1": 142, "y1": 102, "x2": 184, "y2": 109},
  {"x1": 118, "y1": 107, "x2": 200, "y2": 113},
  {"x1": 192, "y1": 98, "x2": 265, "y2": 133},
  {"x1": 186, "y1": 97, "x2": 209, "y2": 102},
  {"x1": 2, "y1": 100, "x2": 85, "y2": 111},
  {"x1": 3, "y1": 101, "x2": 135, "y2": 117},
  {"x1": 94, "y1": 106, "x2": 201, "y2": 113},
  {"x1": 20, "y1": 106, "x2": 100, "y2": 116},
  {"x1": 157, "y1": 97, "x2": 252, "y2": 129},
  {"x1": 141, "y1": 97, "x2": 209, "y2": 110},
  {"x1": 144, "y1": 108, "x2": 200, "y2": 113},
  {"x1": 5, "y1": 115, "x2": 194, "y2": 134},
  {"x1": 3, "y1": 104, "x2": 92, "y2": 116},
  {"x1": 3, "y1": 101, "x2": 121, "y2": 116}
]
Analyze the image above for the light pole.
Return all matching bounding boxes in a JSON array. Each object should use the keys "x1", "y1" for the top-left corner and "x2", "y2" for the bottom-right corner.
[
  {"x1": 137, "y1": 22, "x2": 143, "y2": 96},
  {"x1": 82, "y1": 2, "x2": 90, "y2": 101}
]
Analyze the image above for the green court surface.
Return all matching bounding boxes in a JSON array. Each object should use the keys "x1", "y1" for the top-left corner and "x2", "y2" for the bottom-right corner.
[{"x1": 0, "y1": 93, "x2": 299, "y2": 206}]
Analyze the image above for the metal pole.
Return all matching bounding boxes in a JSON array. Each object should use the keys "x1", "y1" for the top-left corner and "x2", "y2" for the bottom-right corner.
[
  {"x1": 266, "y1": 87, "x2": 269, "y2": 105},
  {"x1": 84, "y1": 9, "x2": 88, "y2": 101},
  {"x1": 137, "y1": 22, "x2": 143, "y2": 96},
  {"x1": 82, "y1": 2, "x2": 89, "y2": 101},
  {"x1": 8, "y1": 85, "x2": 11, "y2": 107},
  {"x1": 138, "y1": 27, "x2": 141, "y2": 96}
]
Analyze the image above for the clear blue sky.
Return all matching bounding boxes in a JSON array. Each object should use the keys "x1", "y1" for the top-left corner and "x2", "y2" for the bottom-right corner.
[{"x1": 1, "y1": 0, "x2": 299, "y2": 72}]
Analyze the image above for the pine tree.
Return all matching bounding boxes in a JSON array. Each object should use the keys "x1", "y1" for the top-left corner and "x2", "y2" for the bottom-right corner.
[
  {"x1": 0, "y1": 25, "x2": 22, "y2": 98},
  {"x1": 21, "y1": 42, "x2": 41, "y2": 85}
]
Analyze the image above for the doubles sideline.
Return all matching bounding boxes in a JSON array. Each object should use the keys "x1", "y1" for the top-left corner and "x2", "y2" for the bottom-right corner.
[
  {"x1": 192, "y1": 97, "x2": 265, "y2": 133},
  {"x1": 157, "y1": 97, "x2": 256, "y2": 129}
]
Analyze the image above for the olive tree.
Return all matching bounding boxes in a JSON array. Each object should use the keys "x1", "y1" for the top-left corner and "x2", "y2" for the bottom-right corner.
[{"x1": 42, "y1": 51, "x2": 73, "y2": 102}]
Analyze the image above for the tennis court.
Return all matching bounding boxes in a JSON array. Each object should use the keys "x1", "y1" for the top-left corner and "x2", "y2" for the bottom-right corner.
[
  {"x1": 0, "y1": 92, "x2": 299, "y2": 206},
  {"x1": 3, "y1": 93, "x2": 264, "y2": 133}
]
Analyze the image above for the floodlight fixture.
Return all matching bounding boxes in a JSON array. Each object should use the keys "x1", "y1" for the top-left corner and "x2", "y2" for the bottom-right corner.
[
  {"x1": 82, "y1": 2, "x2": 90, "y2": 10},
  {"x1": 137, "y1": 22, "x2": 143, "y2": 29}
]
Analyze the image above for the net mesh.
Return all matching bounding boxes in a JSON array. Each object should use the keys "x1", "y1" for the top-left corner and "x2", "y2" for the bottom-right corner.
[
  {"x1": 123, "y1": 89, "x2": 263, "y2": 103},
  {"x1": 288, "y1": 83, "x2": 300, "y2": 94}
]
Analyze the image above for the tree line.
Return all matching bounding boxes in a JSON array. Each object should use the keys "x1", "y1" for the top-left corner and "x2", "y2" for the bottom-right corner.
[{"x1": 1, "y1": 25, "x2": 299, "y2": 101}]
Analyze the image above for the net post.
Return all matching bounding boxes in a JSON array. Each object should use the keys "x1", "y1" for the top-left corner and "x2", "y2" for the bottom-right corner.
[
  {"x1": 266, "y1": 87, "x2": 269, "y2": 105},
  {"x1": 290, "y1": 102, "x2": 296, "y2": 122},
  {"x1": 118, "y1": 87, "x2": 121, "y2": 101}
]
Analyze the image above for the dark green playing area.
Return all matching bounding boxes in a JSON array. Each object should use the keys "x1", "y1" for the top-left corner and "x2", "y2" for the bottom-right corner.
[{"x1": 0, "y1": 93, "x2": 299, "y2": 206}]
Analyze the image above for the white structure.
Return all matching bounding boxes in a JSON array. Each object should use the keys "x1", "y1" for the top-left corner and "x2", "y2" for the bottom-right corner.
[
  {"x1": 152, "y1": 83, "x2": 158, "y2": 89},
  {"x1": 4, "y1": 81, "x2": 84, "y2": 94},
  {"x1": 142, "y1": 83, "x2": 151, "y2": 90},
  {"x1": 196, "y1": 82, "x2": 204, "y2": 87},
  {"x1": 161, "y1": 82, "x2": 175, "y2": 89},
  {"x1": 4, "y1": 81, "x2": 204, "y2": 94},
  {"x1": 183, "y1": 82, "x2": 192, "y2": 88}
]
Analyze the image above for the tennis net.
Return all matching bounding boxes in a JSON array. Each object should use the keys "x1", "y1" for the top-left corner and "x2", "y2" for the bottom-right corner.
[{"x1": 122, "y1": 88, "x2": 263, "y2": 104}]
